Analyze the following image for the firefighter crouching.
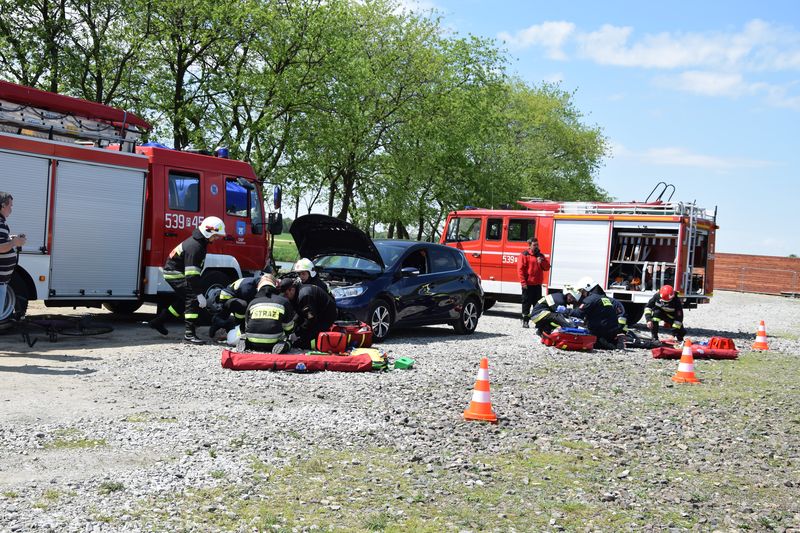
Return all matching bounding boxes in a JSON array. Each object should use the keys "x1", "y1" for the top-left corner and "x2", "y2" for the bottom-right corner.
[
  {"x1": 571, "y1": 283, "x2": 627, "y2": 350},
  {"x1": 278, "y1": 277, "x2": 338, "y2": 350},
  {"x1": 207, "y1": 274, "x2": 267, "y2": 339},
  {"x1": 148, "y1": 216, "x2": 226, "y2": 344},
  {"x1": 240, "y1": 274, "x2": 297, "y2": 353},
  {"x1": 530, "y1": 287, "x2": 580, "y2": 335},
  {"x1": 576, "y1": 276, "x2": 628, "y2": 334},
  {"x1": 292, "y1": 257, "x2": 332, "y2": 295},
  {"x1": 645, "y1": 285, "x2": 686, "y2": 344}
]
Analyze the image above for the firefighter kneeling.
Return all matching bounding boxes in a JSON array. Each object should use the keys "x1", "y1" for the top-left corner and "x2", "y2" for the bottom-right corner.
[
  {"x1": 645, "y1": 285, "x2": 686, "y2": 345},
  {"x1": 530, "y1": 287, "x2": 581, "y2": 335},
  {"x1": 570, "y1": 283, "x2": 627, "y2": 350},
  {"x1": 239, "y1": 274, "x2": 297, "y2": 354}
]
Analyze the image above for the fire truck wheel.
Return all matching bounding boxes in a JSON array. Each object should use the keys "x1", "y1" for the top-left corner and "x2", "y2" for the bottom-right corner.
[
  {"x1": 621, "y1": 302, "x2": 645, "y2": 325},
  {"x1": 453, "y1": 297, "x2": 480, "y2": 335},
  {"x1": 102, "y1": 301, "x2": 143, "y2": 315},
  {"x1": 9, "y1": 271, "x2": 30, "y2": 317}
]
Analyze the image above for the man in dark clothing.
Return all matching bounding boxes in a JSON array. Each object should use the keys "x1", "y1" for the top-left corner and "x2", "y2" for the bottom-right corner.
[
  {"x1": 530, "y1": 288, "x2": 580, "y2": 335},
  {"x1": 518, "y1": 238, "x2": 551, "y2": 328},
  {"x1": 279, "y1": 277, "x2": 338, "y2": 350},
  {"x1": 242, "y1": 274, "x2": 296, "y2": 353},
  {"x1": 0, "y1": 191, "x2": 26, "y2": 322},
  {"x1": 208, "y1": 274, "x2": 265, "y2": 338},
  {"x1": 148, "y1": 216, "x2": 226, "y2": 344},
  {"x1": 571, "y1": 288, "x2": 626, "y2": 350},
  {"x1": 645, "y1": 284, "x2": 686, "y2": 343},
  {"x1": 577, "y1": 276, "x2": 629, "y2": 333}
]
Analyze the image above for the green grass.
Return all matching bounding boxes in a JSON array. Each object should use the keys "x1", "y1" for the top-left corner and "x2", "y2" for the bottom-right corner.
[
  {"x1": 271, "y1": 235, "x2": 298, "y2": 263},
  {"x1": 98, "y1": 481, "x2": 125, "y2": 495},
  {"x1": 2, "y1": 491, "x2": 19, "y2": 498},
  {"x1": 45, "y1": 429, "x2": 107, "y2": 449},
  {"x1": 124, "y1": 412, "x2": 176, "y2": 423}
]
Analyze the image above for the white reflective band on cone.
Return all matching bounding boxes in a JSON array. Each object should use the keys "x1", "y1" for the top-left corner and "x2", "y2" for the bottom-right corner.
[
  {"x1": 678, "y1": 362, "x2": 694, "y2": 372},
  {"x1": 476, "y1": 369, "x2": 489, "y2": 381},
  {"x1": 471, "y1": 390, "x2": 491, "y2": 403}
]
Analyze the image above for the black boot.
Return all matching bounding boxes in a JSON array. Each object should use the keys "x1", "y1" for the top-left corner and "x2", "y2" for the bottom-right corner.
[
  {"x1": 147, "y1": 309, "x2": 170, "y2": 336},
  {"x1": 522, "y1": 316, "x2": 530, "y2": 328},
  {"x1": 183, "y1": 324, "x2": 206, "y2": 345}
]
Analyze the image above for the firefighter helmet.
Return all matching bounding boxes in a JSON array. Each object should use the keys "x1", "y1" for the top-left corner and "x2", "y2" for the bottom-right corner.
[
  {"x1": 576, "y1": 276, "x2": 595, "y2": 293},
  {"x1": 659, "y1": 285, "x2": 676, "y2": 301},
  {"x1": 199, "y1": 216, "x2": 226, "y2": 238},
  {"x1": 564, "y1": 286, "x2": 581, "y2": 302},
  {"x1": 257, "y1": 273, "x2": 278, "y2": 291},
  {"x1": 292, "y1": 258, "x2": 316, "y2": 277}
]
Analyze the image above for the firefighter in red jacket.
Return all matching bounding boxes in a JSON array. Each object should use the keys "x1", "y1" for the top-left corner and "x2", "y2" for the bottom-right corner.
[{"x1": 518, "y1": 237, "x2": 550, "y2": 328}]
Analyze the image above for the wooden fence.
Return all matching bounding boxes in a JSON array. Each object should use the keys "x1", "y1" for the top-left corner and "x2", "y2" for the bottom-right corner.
[{"x1": 714, "y1": 253, "x2": 800, "y2": 296}]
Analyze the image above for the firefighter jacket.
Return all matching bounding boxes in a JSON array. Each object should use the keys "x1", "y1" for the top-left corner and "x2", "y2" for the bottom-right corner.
[
  {"x1": 244, "y1": 287, "x2": 296, "y2": 346},
  {"x1": 517, "y1": 250, "x2": 551, "y2": 286},
  {"x1": 570, "y1": 293, "x2": 623, "y2": 340},
  {"x1": 305, "y1": 275, "x2": 332, "y2": 296},
  {"x1": 645, "y1": 293, "x2": 684, "y2": 327},
  {"x1": 294, "y1": 284, "x2": 338, "y2": 341},
  {"x1": 163, "y1": 229, "x2": 208, "y2": 292},
  {"x1": 219, "y1": 276, "x2": 260, "y2": 321},
  {"x1": 589, "y1": 285, "x2": 628, "y2": 331},
  {"x1": 530, "y1": 292, "x2": 569, "y2": 324}
]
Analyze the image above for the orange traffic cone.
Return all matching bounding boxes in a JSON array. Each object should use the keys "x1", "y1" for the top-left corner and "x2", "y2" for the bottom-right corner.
[
  {"x1": 671, "y1": 339, "x2": 701, "y2": 384},
  {"x1": 463, "y1": 357, "x2": 498, "y2": 423},
  {"x1": 752, "y1": 320, "x2": 769, "y2": 350}
]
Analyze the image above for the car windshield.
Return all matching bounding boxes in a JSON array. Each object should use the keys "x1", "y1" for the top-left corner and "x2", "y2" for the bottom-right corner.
[{"x1": 314, "y1": 255, "x2": 382, "y2": 273}]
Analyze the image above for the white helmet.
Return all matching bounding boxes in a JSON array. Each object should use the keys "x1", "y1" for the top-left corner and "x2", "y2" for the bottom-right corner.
[
  {"x1": 292, "y1": 258, "x2": 316, "y2": 278},
  {"x1": 564, "y1": 286, "x2": 581, "y2": 302},
  {"x1": 199, "y1": 216, "x2": 226, "y2": 239},
  {"x1": 576, "y1": 276, "x2": 595, "y2": 293}
]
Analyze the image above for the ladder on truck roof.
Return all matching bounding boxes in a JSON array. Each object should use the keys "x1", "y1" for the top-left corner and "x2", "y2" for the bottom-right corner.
[{"x1": 0, "y1": 80, "x2": 150, "y2": 153}]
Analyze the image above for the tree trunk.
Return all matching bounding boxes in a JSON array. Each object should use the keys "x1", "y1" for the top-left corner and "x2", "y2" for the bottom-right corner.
[{"x1": 387, "y1": 222, "x2": 395, "y2": 239}]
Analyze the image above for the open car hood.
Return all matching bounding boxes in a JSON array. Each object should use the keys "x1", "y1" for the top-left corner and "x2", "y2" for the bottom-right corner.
[{"x1": 290, "y1": 214, "x2": 385, "y2": 270}]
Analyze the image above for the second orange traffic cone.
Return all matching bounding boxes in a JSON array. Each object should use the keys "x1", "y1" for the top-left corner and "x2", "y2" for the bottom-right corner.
[
  {"x1": 671, "y1": 339, "x2": 701, "y2": 384},
  {"x1": 752, "y1": 320, "x2": 769, "y2": 350},
  {"x1": 463, "y1": 357, "x2": 498, "y2": 423}
]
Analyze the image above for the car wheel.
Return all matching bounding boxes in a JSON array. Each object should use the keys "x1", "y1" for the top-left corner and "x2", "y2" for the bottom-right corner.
[
  {"x1": 367, "y1": 299, "x2": 393, "y2": 342},
  {"x1": 453, "y1": 297, "x2": 480, "y2": 335}
]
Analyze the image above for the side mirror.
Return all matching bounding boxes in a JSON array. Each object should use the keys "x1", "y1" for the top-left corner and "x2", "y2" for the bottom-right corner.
[
  {"x1": 399, "y1": 267, "x2": 419, "y2": 278},
  {"x1": 268, "y1": 212, "x2": 283, "y2": 235}
]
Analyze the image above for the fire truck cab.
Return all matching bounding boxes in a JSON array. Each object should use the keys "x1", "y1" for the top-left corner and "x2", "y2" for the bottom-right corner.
[
  {"x1": 441, "y1": 191, "x2": 717, "y2": 323},
  {"x1": 0, "y1": 80, "x2": 269, "y2": 319}
]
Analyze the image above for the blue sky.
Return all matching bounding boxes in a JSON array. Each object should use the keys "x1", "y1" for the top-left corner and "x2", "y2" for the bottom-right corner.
[{"x1": 405, "y1": 0, "x2": 799, "y2": 256}]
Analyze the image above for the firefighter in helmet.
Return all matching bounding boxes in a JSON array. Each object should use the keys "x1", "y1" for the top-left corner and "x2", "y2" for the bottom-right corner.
[
  {"x1": 529, "y1": 287, "x2": 580, "y2": 336},
  {"x1": 148, "y1": 216, "x2": 226, "y2": 344},
  {"x1": 207, "y1": 273, "x2": 269, "y2": 339},
  {"x1": 278, "y1": 276, "x2": 338, "y2": 350},
  {"x1": 576, "y1": 276, "x2": 628, "y2": 333},
  {"x1": 291, "y1": 257, "x2": 332, "y2": 296},
  {"x1": 645, "y1": 284, "x2": 686, "y2": 344},
  {"x1": 570, "y1": 281, "x2": 627, "y2": 350},
  {"x1": 241, "y1": 274, "x2": 297, "y2": 353}
]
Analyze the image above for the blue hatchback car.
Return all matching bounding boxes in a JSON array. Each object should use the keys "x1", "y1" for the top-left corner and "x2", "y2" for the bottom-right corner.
[{"x1": 290, "y1": 215, "x2": 484, "y2": 341}]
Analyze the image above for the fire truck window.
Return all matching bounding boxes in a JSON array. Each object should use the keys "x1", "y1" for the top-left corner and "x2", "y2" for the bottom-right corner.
[
  {"x1": 226, "y1": 179, "x2": 249, "y2": 217},
  {"x1": 445, "y1": 217, "x2": 481, "y2": 242},
  {"x1": 168, "y1": 172, "x2": 200, "y2": 212},
  {"x1": 486, "y1": 218, "x2": 502, "y2": 241},
  {"x1": 507, "y1": 219, "x2": 535, "y2": 242}
]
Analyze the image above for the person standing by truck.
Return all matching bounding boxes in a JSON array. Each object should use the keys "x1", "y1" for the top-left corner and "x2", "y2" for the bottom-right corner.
[
  {"x1": 148, "y1": 216, "x2": 226, "y2": 344},
  {"x1": 0, "y1": 191, "x2": 26, "y2": 321},
  {"x1": 518, "y1": 237, "x2": 550, "y2": 328}
]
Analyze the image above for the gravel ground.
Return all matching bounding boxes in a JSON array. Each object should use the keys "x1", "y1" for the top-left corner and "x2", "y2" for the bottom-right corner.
[{"x1": 1, "y1": 290, "x2": 799, "y2": 532}]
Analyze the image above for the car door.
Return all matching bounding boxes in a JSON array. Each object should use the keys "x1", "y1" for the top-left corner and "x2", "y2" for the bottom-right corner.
[
  {"x1": 424, "y1": 246, "x2": 465, "y2": 320},
  {"x1": 391, "y1": 247, "x2": 434, "y2": 324}
]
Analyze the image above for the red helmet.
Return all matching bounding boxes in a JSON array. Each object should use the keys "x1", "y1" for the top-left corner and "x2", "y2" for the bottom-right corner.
[{"x1": 659, "y1": 285, "x2": 675, "y2": 301}]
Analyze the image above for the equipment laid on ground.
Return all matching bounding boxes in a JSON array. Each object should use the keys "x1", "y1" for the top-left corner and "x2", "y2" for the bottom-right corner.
[
  {"x1": 221, "y1": 349, "x2": 374, "y2": 372},
  {"x1": 540, "y1": 328, "x2": 597, "y2": 351},
  {"x1": 330, "y1": 320, "x2": 373, "y2": 348},
  {"x1": 463, "y1": 357, "x2": 498, "y2": 423},
  {"x1": 440, "y1": 182, "x2": 718, "y2": 323},
  {"x1": 752, "y1": 320, "x2": 769, "y2": 350},
  {"x1": 652, "y1": 345, "x2": 738, "y2": 360},
  {"x1": 0, "y1": 80, "x2": 273, "y2": 321},
  {"x1": 393, "y1": 356, "x2": 415, "y2": 369},
  {"x1": 670, "y1": 340, "x2": 701, "y2": 383},
  {"x1": 315, "y1": 331, "x2": 348, "y2": 353}
]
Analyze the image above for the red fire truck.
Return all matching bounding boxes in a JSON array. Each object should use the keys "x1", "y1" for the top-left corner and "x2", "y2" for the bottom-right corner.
[
  {"x1": 441, "y1": 186, "x2": 718, "y2": 323},
  {"x1": 0, "y1": 80, "x2": 272, "y2": 318}
]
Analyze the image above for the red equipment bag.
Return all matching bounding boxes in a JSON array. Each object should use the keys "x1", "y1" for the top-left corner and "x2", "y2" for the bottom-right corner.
[
  {"x1": 330, "y1": 320, "x2": 373, "y2": 347},
  {"x1": 220, "y1": 350, "x2": 374, "y2": 372},
  {"x1": 708, "y1": 337, "x2": 736, "y2": 350},
  {"x1": 540, "y1": 331, "x2": 597, "y2": 351},
  {"x1": 315, "y1": 331, "x2": 348, "y2": 353},
  {"x1": 651, "y1": 346, "x2": 739, "y2": 360}
]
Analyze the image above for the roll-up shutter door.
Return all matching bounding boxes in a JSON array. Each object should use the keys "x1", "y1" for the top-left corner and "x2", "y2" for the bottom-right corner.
[
  {"x1": 0, "y1": 151, "x2": 50, "y2": 252},
  {"x1": 49, "y1": 161, "x2": 146, "y2": 298},
  {"x1": 548, "y1": 220, "x2": 611, "y2": 290}
]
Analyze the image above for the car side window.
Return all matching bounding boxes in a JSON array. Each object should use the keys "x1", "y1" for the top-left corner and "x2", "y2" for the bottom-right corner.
[
  {"x1": 430, "y1": 247, "x2": 459, "y2": 273},
  {"x1": 402, "y1": 249, "x2": 428, "y2": 274},
  {"x1": 507, "y1": 218, "x2": 535, "y2": 241},
  {"x1": 486, "y1": 218, "x2": 502, "y2": 240}
]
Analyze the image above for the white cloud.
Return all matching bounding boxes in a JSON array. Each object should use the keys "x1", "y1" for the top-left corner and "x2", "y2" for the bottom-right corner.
[
  {"x1": 497, "y1": 21, "x2": 575, "y2": 59},
  {"x1": 613, "y1": 143, "x2": 775, "y2": 171},
  {"x1": 657, "y1": 71, "x2": 751, "y2": 97}
]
